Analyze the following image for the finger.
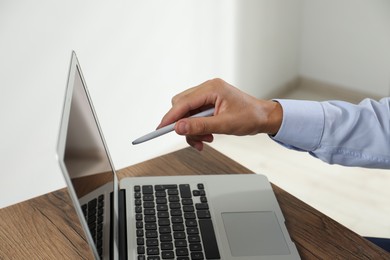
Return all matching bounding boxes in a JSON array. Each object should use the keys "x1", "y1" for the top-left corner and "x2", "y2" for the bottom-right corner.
[
  {"x1": 186, "y1": 134, "x2": 214, "y2": 143},
  {"x1": 158, "y1": 80, "x2": 220, "y2": 128},
  {"x1": 185, "y1": 133, "x2": 214, "y2": 151},
  {"x1": 171, "y1": 86, "x2": 198, "y2": 105},
  {"x1": 175, "y1": 114, "x2": 232, "y2": 136},
  {"x1": 187, "y1": 139, "x2": 204, "y2": 151}
]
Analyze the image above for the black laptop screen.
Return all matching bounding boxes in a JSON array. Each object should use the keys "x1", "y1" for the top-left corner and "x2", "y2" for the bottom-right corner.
[{"x1": 63, "y1": 65, "x2": 115, "y2": 201}]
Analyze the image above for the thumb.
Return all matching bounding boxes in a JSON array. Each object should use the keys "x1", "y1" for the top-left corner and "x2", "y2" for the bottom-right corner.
[{"x1": 175, "y1": 117, "x2": 217, "y2": 136}]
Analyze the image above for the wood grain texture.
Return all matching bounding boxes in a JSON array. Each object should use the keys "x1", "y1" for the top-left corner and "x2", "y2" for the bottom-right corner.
[
  {"x1": 0, "y1": 189, "x2": 93, "y2": 259},
  {"x1": 0, "y1": 145, "x2": 388, "y2": 259}
]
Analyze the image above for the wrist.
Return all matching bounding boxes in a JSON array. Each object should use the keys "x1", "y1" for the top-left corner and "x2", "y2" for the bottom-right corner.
[{"x1": 266, "y1": 101, "x2": 283, "y2": 135}]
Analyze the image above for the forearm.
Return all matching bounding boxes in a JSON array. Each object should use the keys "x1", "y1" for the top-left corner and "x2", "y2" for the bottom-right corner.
[{"x1": 272, "y1": 98, "x2": 390, "y2": 169}]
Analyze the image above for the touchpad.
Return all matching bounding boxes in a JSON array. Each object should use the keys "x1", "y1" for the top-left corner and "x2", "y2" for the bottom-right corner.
[{"x1": 221, "y1": 211, "x2": 290, "y2": 256}]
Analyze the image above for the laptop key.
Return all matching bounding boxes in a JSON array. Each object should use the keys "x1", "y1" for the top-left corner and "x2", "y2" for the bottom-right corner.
[
  {"x1": 175, "y1": 239, "x2": 187, "y2": 247},
  {"x1": 146, "y1": 238, "x2": 158, "y2": 247},
  {"x1": 171, "y1": 216, "x2": 183, "y2": 223},
  {"x1": 134, "y1": 185, "x2": 141, "y2": 192},
  {"x1": 197, "y1": 210, "x2": 211, "y2": 219},
  {"x1": 183, "y1": 205, "x2": 194, "y2": 212},
  {"x1": 199, "y1": 219, "x2": 220, "y2": 259},
  {"x1": 158, "y1": 219, "x2": 170, "y2": 226},
  {"x1": 155, "y1": 191, "x2": 167, "y2": 197},
  {"x1": 154, "y1": 185, "x2": 165, "y2": 191},
  {"x1": 184, "y1": 212, "x2": 196, "y2": 219},
  {"x1": 173, "y1": 231, "x2": 186, "y2": 239},
  {"x1": 159, "y1": 226, "x2": 171, "y2": 234},
  {"x1": 185, "y1": 219, "x2": 197, "y2": 227},
  {"x1": 156, "y1": 198, "x2": 167, "y2": 204},
  {"x1": 157, "y1": 204, "x2": 168, "y2": 211},
  {"x1": 169, "y1": 202, "x2": 181, "y2": 209},
  {"x1": 143, "y1": 201, "x2": 155, "y2": 208},
  {"x1": 189, "y1": 243, "x2": 202, "y2": 251},
  {"x1": 137, "y1": 229, "x2": 144, "y2": 237},
  {"x1": 161, "y1": 184, "x2": 177, "y2": 189},
  {"x1": 195, "y1": 203, "x2": 208, "y2": 210},
  {"x1": 158, "y1": 211, "x2": 169, "y2": 218},
  {"x1": 144, "y1": 215, "x2": 156, "y2": 222},
  {"x1": 186, "y1": 227, "x2": 199, "y2": 234},
  {"x1": 176, "y1": 248, "x2": 189, "y2": 256},
  {"x1": 172, "y1": 223, "x2": 184, "y2": 231},
  {"x1": 137, "y1": 237, "x2": 144, "y2": 245},
  {"x1": 137, "y1": 246, "x2": 145, "y2": 254},
  {"x1": 160, "y1": 233, "x2": 173, "y2": 242},
  {"x1": 144, "y1": 208, "x2": 156, "y2": 215},
  {"x1": 145, "y1": 223, "x2": 157, "y2": 230},
  {"x1": 181, "y1": 198, "x2": 193, "y2": 205},
  {"x1": 168, "y1": 195, "x2": 180, "y2": 202},
  {"x1": 161, "y1": 242, "x2": 173, "y2": 250},
  {"x1": 188, "y1": 235, "x2": 200, "y2": 243},
  {"x1": 147, "y1": 247, "x2": 159, "y2": 255},
  {"x1": 142, "y1": 185, "x2": 153, "y2": 194},
  {"x1": 161, "y1": 251, "x2": 174, "y2": 259},
  {"x1": 167, "y1": 189, "x2": 178, "y2": 195},
  {"x1": 147, "y1": 257, "x2": 160, "y2": 260},
  {"x1": 134, "y1": 192, "x2": 141, "y2": 199},
  {"x1": 145, "y1": 230, "x2": 158, "y2": 238},
  {"x1": 143, "y1": 194, "x2": 154, "y2": 201},
  {"x1": 190, "y1": 252, "x2": 204, "y2": 260},
  {"x1": 179, "y1": 184, "x2": 191, "y2": 198},
  {"x1": 170, "y1": 209, "x2": 182, "y2": 216},
  {"x1": 88, "y1": 198, "x2": 97, "y2": 208}
]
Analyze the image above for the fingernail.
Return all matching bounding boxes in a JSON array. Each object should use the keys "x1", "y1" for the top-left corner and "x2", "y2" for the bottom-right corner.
[
  {"x1": 193, "y1": 142, "x2": 203, "y2": 151},
  {"x1": 177, "y1": 121, "x2": 188, "y2": 134}
]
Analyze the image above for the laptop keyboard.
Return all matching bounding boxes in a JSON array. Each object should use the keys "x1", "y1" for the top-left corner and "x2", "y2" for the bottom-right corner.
[
  {"x1": 134, "y1": 184, "x2": 220, "y2": 260},
  {"x1": 81, "y1": 194, "x2": 105, "y2": 259}
]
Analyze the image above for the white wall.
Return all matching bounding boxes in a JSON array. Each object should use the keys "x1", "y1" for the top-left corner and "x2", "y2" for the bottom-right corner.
[
  {"x1": 234, "y1": 0, "x2": 303, "y2": 97},
  {"x1": 3, "y1": 0, "x2": 387, "y2": 209},
  {"x1": 0, "y1": 1, "x2": 236, "y2": 208},
  {"x1": 300, "y1": 0, "x2": 390, "y2": 96},
  {"x1": 0, "y1": 1, "x2": 303, "y2": 208}
]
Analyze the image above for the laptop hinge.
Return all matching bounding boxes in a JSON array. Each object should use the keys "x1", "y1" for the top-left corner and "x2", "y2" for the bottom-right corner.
[
  {"x1": 118, "y1": 189, "x2": 128, "y2": 260},
  {"x1": 110, "y1": 192, "x2": 114, "y2": 260}
]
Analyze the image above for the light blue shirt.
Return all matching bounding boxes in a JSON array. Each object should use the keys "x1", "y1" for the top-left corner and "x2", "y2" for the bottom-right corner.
[{"x1": 272, "y1": 98, "x2": 390, "y2": 169}]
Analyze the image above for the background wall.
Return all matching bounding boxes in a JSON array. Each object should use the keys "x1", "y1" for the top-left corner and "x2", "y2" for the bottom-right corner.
[
  {"x1": 0, "y1": 0, "x2": 302, "y2": 208},
  {"x1": 0, "y1": 0, "x2": 232, "y2": 208},
  {"x1": 300, "y1": 0, "x2": 390, "y2": 96},
  {"x1": 1, "y1": 0, "x2": 388, "y2": 209},
  {"x1": 235, "y1": 0, "x2": 303, "y2": 97}
]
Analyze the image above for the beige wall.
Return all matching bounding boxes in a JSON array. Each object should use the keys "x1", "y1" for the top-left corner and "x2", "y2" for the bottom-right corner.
[{"x1": 300, "y1": 0, "x2": 390, "y2": 96}]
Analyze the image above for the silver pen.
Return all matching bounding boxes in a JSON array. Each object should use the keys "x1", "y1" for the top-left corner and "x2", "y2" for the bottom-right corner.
[{"x1": 132, "y1": 108, "x2": 215, "y2": 145}]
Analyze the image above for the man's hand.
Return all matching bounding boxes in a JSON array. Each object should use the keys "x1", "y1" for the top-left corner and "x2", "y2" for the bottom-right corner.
[{"x1": 158, "y1": 78, "x2": 283, "y2": 151}]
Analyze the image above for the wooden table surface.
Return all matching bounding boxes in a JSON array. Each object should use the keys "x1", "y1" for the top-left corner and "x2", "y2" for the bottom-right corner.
[{"x1": 0, "y1": 145, "x2": 389, "y2": 259}]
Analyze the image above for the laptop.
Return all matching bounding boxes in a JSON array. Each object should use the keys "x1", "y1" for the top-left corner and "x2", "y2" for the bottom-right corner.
[{"x1": 57, "y1": 51, "x2": 300, "y2": 260}]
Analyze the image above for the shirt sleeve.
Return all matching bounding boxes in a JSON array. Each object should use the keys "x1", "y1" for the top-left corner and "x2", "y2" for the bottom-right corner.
[{"x1": 271, "y1": 98, "x2": 390, "y2": 169}]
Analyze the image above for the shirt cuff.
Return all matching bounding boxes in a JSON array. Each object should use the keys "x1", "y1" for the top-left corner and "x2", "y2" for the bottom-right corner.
[{"x1": 271, "y1": 99, "x2": 325, "y2": 151}]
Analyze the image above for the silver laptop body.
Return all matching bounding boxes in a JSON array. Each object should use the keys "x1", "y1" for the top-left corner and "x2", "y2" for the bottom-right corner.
[{"x1": 57, "y1": 51, "x2": 300, "y2": 260}]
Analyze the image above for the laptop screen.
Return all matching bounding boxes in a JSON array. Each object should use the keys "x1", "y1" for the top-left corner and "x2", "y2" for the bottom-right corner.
[
  {"x1": 63, "y1": 64, "x2": 114, "y2": 198},
  {"x1": 57, "y1": 52, "x2": 117, "y2": 259}
]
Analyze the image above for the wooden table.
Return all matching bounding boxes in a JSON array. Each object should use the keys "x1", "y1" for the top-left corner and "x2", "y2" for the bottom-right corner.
[{"x1": 0, "y1": 145, "x2": 389, "y2": 259}]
